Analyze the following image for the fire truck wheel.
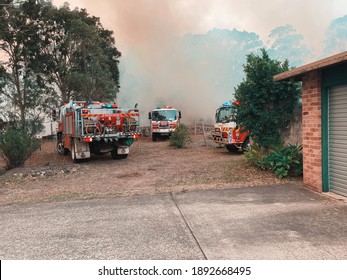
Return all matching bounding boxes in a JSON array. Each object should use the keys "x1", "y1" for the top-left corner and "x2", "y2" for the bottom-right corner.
[
  {"x1": 226, "y1": 144, "x2": 239, "y2": 153},
  {"x1": 57, "y1": 142, "x2": 69, "y2": 155},
  {"x1": 71, "y1": 140, "x2": 78, "y2": 163},
  {"x1": 152, "y1": 134, "x2": 157, "y2": 141}
]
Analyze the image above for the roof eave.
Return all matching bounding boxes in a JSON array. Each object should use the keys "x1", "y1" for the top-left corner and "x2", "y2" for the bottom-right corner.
[{"x1": 273, "y1": 51, "x2": 347, "y2": 82}]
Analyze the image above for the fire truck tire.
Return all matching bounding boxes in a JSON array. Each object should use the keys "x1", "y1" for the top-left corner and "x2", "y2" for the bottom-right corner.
[
  {"x1": 226, "y1": 144, "x2": 239, "y2": 153},
  {"x1": 111, "y1": 150, "x2": 128, "y2": 160},
  {"x1": 57, "y1": 142, "x2": 69, "y2": 155},
  {"x1": 57, "y1": 133, "x2": 69, "y2": 155},
  {"x1": 152, "y1": 133, "x2": 157, "y2": 141},
  {"x1": 71, "y1": 140, "x2": 78, "y2": 163}
]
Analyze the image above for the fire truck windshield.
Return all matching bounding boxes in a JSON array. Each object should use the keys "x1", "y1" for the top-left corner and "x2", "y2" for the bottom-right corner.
[
  {"x1": 152, "y1": 110, "x2": 177, "y2": 121},
  {"x1": 215, "y1": 106, "x2": 236, "y2": 123}
]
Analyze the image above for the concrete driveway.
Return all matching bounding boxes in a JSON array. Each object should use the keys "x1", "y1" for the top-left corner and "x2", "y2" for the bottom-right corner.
[{"x1": 1, "y1": 184, "x2": 347, "y2": 259}]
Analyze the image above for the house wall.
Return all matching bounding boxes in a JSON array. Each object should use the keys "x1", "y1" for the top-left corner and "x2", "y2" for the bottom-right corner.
[{"x1": 302, "y1": 70, "x2": 322, "y2": 192}]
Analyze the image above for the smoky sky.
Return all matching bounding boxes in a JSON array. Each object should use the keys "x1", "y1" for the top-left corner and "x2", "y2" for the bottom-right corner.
[
  {"x1": 55, "y1": 0, "x2": 347, "y2": 50},
  {"x1": 53, "y1": 0, "x2": 347, "y2": 123}
]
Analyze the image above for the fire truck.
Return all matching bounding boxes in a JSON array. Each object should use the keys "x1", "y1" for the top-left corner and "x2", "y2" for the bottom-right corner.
[
  {"x1": 56, "y1": 101, "x2": 140, "y2": 161},
  {"x1": 148, "y1": 106, "x2": 181, "y2": 141},
  {"x1": 210, "y1": 100, "x2": 249, "y2": 152}
]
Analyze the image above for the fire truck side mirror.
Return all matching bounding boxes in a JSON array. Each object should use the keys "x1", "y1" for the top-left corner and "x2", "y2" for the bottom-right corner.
[
  {"x1": 179, "y1": 111, "x2": 182, "y2": 119},
  {"x1": 148, "y1": 112, "x2": 152, "y2": 119}
]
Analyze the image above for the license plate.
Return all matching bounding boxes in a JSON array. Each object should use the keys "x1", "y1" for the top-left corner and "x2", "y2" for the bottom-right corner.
[{"x1": 117, "y1": 147, "x2": 129, "y2": 154}]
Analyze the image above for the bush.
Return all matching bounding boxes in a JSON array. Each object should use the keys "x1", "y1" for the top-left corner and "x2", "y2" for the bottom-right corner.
[
  {"x1": 234, "y1": 49, "x2": 301, "y2": 148},
  {"x1": 0, "y1": 128, "x2": 41, "y2": 169},
  {"x1": 264, "y1": 144, "x2": 303, "y2": 179},
  {"x1": 244, "y1": 142, "x2": 268, "y2": 168},
  {"x1": 245, "y1": 143, "x2": 303, "y2": 179},
  {"x1": 169, "y1": 124, "x2": 192, "y2": 148}
]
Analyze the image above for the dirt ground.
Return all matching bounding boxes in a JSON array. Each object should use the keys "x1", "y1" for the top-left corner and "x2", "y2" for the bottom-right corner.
[{"x1": 0, "y1": 134, "x2": 302, "y2": 206}]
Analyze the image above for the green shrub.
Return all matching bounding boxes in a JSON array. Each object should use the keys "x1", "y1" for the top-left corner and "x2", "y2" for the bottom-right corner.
[
  {"x1": 0, "y1": 128, "x2": 41, "y2": 169},
  {"x1": 244, "y1": 142, "x2": 268, "y2": 168},
  {"x1": 169, "y1": 124, "x2": 192, "y2": 148},
  {"x1": 245, "y1": 143, "x2": 303, "y2": 179},
  {"x1": 264, "y1": 144, "x2": 303, "y2": 179}
]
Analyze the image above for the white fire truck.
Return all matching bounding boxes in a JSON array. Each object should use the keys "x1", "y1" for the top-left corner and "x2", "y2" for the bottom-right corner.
[
  {"x1": 148, "y1": 106, "x2": 181, "y2": 141},
  {"x1": 211, "y1": 100, "x2": 249, "y2": 152},
  {"x1": 56, "y1": 101, "x2": 140, "y2": 161}
]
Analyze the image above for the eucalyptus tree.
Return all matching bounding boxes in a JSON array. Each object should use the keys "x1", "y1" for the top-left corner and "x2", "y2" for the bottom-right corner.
[
  {"x1": 40, "y1": 3, "x2": 121, "y2": 103},
  {"x1": 0, "y1": 0, "x2": 55, "y2": 133},
  {"x1": 0, "y1": 0, "x2": 122, "y2": 130},
  {"x1": 267, "y1": 24, "x2": 312, "y2": 67},
  {"x1": 322, "y1": 15, "x2": 347, "y2": 57}
]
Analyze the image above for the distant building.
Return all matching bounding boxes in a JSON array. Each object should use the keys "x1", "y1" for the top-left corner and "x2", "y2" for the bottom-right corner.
[{"x1": 37, "y1": 118, "x2": 58, "y2": 138}]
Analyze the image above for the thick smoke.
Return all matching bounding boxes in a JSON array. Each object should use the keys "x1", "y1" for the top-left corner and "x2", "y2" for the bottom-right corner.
[
  {"x1": 118, "y1": 39, "x2": 219, "y2": 125},
  {"x1": 52, "y1": 0, "x2": 231, "y2": 125},
  {"x1": 75, "y1": 0, "x2": 220, "y2": 124},
  {"x1": 53, "y1": 0, "x2": 347, "y2": 124}
]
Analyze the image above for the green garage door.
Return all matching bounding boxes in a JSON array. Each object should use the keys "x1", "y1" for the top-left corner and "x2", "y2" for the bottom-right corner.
[{"x1": 329, "y1": 85, "x2": 347, "y2": 196}]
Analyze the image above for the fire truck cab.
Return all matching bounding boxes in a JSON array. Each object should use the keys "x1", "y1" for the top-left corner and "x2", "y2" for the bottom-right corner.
[{"x1": 148, "y1": 106, "x2": 181, "y2": 141}]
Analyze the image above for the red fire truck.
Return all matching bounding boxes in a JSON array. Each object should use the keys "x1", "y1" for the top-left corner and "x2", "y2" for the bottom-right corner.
[
  {"x1": 56, "y1": 101, "x2": 140, "y2": 161},
  {"x1": 148, "y1": 106, "x2": 181, "y2": 141},
  {"x1": 210, "y1": 100, "x2": 249, "y2": 152}
]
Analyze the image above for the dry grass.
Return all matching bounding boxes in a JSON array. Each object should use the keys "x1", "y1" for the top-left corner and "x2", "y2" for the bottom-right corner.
[{"x1": 0, "y1": 134, "x2": 302, "y2": 205}]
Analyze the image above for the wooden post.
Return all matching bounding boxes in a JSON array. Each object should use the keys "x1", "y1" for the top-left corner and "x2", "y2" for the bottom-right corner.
[
  {"x1": 194, "y1": 119, "x2": 197, "y2": 135},
  {"x1": 202, "y1": 121, "x2": 207, "y2": 146}
]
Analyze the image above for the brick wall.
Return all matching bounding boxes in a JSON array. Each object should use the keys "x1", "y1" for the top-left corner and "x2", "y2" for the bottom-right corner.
[{"x1": 301, "y1": 70, "x2": 322, "y2": 192}]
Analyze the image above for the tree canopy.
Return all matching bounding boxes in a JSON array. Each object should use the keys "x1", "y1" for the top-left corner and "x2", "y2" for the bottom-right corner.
[
  {"x1": 234, "y1": 49, "x2": 301, "y2": 147},
  {"x1": 322, "y1": 15, "x2": 347, "y2": 57},
  {"x1": 0, "y1": 0, "x2": 121, "y2": 131},
  {"x1": 0, "y1": 0, "x2": 55, "y2": 133},
  {"x1": 267, "y1": 24, "x2": 312, "y2": 67},
  {"x1": 39, "y1": 3, "x2": 121, "y2": 102}
]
